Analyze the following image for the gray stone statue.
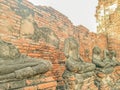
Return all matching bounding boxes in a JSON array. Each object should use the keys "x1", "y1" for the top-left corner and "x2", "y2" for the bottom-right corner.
[
  {"x1": 63, "y1": 37, "x2": 95, "y2": 90},
  {"x1": 92, "y1": 47, "x2": 117, "y2": 74},
  {"x1": 109, "y1": 50, "x2": 119, "y2": 65},
  {"x1": 0, "y1": 40, "x2": 52, "y2": 82},
  {"x1": 92, "y1": 46, "x2": 105, "y2": 68},
  {"x1": 92, "y1": 46, "x2": 118, "y2": 90},
  {"x1": 92, "y1": 46, "x2": 105, "y2": 90},
  {"x1": 102, "y1": 49, "x2": 117, "y2": 74}
]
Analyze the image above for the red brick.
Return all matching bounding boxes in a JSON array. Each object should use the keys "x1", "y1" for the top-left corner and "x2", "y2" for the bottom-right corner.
[
  {"x1": 23, "y1": 86, "x2": 37, "y2": 90},
  {"x1": 37, "y1": 81, "x2": 57, "y2": 89}
]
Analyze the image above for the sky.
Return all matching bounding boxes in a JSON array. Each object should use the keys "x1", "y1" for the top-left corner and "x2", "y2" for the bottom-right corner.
[{"x1": 28, "y1": 0, "x2": 98, "y2": 32}]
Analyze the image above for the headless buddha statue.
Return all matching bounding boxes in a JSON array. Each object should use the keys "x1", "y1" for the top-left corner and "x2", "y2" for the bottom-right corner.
[
  {"x1": 63, "y1": 37, "x2": 95, "y2": 90},
  {"x1": 0, "y1": 40, "x2": 52, "y2": 81}
]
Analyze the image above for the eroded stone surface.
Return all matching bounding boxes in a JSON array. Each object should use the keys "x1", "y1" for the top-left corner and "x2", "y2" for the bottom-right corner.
[
  {"x1": 63, "y1": 37, "x2": 96, "y2": 90},
  {"x1": 0, "y1": 40, "x2": 52, "y2": 89},
  {"x1": 0, "y1": 40, "x2": 20, "y2": 60},
  {"x1": 92, "y1": 46, "x2": 120, "y2": 90},
  {"x1": 0, "y1": 0, "x2": 120, "y2": 90}
]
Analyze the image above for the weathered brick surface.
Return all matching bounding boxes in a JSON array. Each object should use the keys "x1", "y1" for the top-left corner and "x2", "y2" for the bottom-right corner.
[
  {"x1": 81, "y1": 77, "x2": 98, "y2": 90},
  {"x1": 96, "y1": 0, "x2": 120, "y2": 60},
  {"x1": 74, "y1": 25, "x2": 107, "y2": 62},
  {"x1": 0, "y1": 0, "x2": 119, "y2": 90},
  {"x1": 108, "y1": 37, "x2": 120, "y2": 60}
]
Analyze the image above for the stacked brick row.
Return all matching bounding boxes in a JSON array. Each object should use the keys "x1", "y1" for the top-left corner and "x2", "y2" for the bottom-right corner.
[
  {"x1": 0, "y1": 35, "x2": 66, "y2": 89},
  {"x1": 0, "y1": 0, "x2": 22, "y2": 37},
  {"x1": 0, "y1": 0, "x2": 70, "y2": 88},
  {"x1": 0, "y1": 0, "x2": 68, "y2": 89},
  {"x1": 81, "y1": 77, "x2": 98, "y2": 90},
  {"x1": 0, "y1": 0, "x2": 118, "y2": 89},
  {"x1": 33, "y1": 8, "x2": 71, "y2": 49},
  {"x1": 28, "y1": 2, "x2": 72, "y2": 49},
  {"x1": 106, "y1": 11, "x2": 120, "y2": 60},
  {"x1": 0, "y1": 76, "x2": 57, "y2": 90},
  {"x1": 108, "y1": 37, "x2": 120, "y2": 60},
  {"x1": 0, "y1": 0, "x2": 72, "y2": 47},
  {"x1": 96, "y1": 0, "x2": 120, "y2": 60},
  {"x1": 74, "y1": 25, "x2": 107, "y2": 62}
]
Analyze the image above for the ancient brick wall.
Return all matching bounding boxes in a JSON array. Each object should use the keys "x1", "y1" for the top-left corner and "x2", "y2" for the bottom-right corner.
[
  {"x1": 96, "y1": 0, "x2": 120, "y2": 60},
  {"x1": 0, "y1": 0, "x2": 73, "y2": 49},
  {"x1": 0, "y1": 0, "x2": 108, "y2": 61},
  {"x1": 0, "y1": 0, "x2": 113, "y2": 90},
  {"x1": 74, "y1": 25, "x2": 107, "y2": 62},
  {"x1": 0, "y1": 0, "x2": 67, "y2": 89}
]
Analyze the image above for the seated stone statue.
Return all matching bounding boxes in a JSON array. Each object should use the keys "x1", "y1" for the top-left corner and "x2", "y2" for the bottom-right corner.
[
  {"x1": 92, "y1": 46, "x2": 106, "y2": 90},
  {"x1": 102, "y1": 49, "x2": 118, "y2": 74},
  {"x1": 0, "y1": 40, "x2": 52, "y2": 81},
  {"x1": 63, "y1": 37, "x2": 95, "y2": 90},
  {"x1": 92, "y1": 46, "x2": 118, "y2": 90},
  {"x1": 92, "y1": 46, "x2": 105, "y2": 68},
  {"x1": 92, "y1": 47, "x2": 117, "y2": 74},
  {"x1": 109, "y1": 50, "x2": 119, "y2": 65}
]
